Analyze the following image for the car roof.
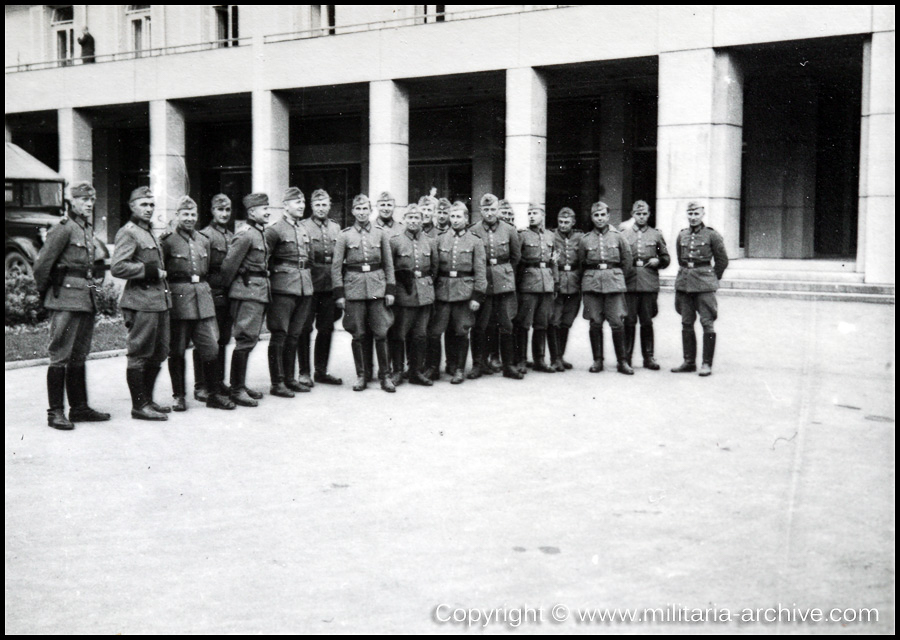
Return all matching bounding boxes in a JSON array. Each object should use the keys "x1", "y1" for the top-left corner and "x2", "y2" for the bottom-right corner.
[{"x1": 5, "y1": 142, "x2": 64, "y2": 182}]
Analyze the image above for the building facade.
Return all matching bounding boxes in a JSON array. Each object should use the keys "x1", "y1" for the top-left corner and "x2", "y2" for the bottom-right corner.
[{"x1": 5, "y1": 5, "x2": 895, "y2": 285}]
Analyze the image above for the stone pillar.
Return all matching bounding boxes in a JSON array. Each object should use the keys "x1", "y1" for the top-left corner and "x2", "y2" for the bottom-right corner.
[
  {"x1": 858, "y1": 26, "x2": 895, "y2": 284},
  {"x1": 149, "y1": 99, "x2": 186, "y2": 232},
  {"x1": 599, "y1": 92, "x2": 631, "y2": 227},
  {"x1": 58, "y1": 107, "x2": 93, "y2": 185},
  {"x1": 657, "y1": 49, "x2": 743, "y2": 268},
  {"x1": 472, "y1": 100, "x2": 504, "y2": 225},
  {"x1": 369, "y1": 80, "x2": 409, "y2": 217},
  {"x1": 505, "y1": 67, "x2": 547, "y2": 229},
  {"x1": 252, "y1": 89, "x2": 290, "y2": 223}
]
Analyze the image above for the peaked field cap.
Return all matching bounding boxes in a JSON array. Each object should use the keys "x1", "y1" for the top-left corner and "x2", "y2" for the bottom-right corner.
[
  {"x1": 377, "y1": 191, "x2": 394, "y2": 203},
  {"x1": 527, "y1": 203, "x2": 545, "y2": 214},
  {"x1": 591, "y1": 201, "x2": 609, "y2": 214},
  {"x1": 283, "y1": 186, "x2": 304, "y2": 202},
  {"x1": 418, "y1": 195, "x2": 438, "y2": 208},
  {"x1": 498, "y1": 199, "x2": 512, "y2": 211},
  {"x1": 176, "y1": 196, "x2": 198, "y2": 211},
  {"x1": 686, "y1": 200, "x2": 705, "y2": 212},
  {"x1": 211, "y1": 193, "x2": 231, "y2": 208},
  {"x1": 437, "y1": 198, "x2": 452, "y2": 211},
  {"x1": 352, "y1": 194, "x2": 371, "y2": 208},
  {"x1": 449, "y1": 201, "x2": 469, "y2": 215},
  {"x1": 69, "y1": 181, "x2": 96, "y2": 198},
  {"x1": 405, "y1": 203, "x2": 420, "y2": 216},
  {"x1": 480, "y1": 193, "x2": 498, "y2": 207},
  {"x1": 129, "y1": 186, "x2": 153, "y2": 202},
  {"x1": 243, "y1": 193, "x2": 269, "y2": 209},
  {"x1": 311, "y1": 189, "x2": 330, "y2": 202},
  {"x1": 632, "y1": 200, "x2": 650, "y2": 213},
  {"x1": 558, "y1": 207, "x2": 576, "y2": 218}
]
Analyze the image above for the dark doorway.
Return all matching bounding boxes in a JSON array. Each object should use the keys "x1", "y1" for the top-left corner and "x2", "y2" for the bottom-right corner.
[{"x1": 291, "y1": 165, "x2": 361, "y2": 228}]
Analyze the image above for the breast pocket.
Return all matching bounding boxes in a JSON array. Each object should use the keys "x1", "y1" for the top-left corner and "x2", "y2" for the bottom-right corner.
[
  {"x1": 522, "y1": 238, "x2": 540, "y2": 259},
  {"x1": 457, "y1": 248, "x2": 474, "y2": 269},
  {"x1": 139, "y1": 242, "x2": 160, "y2": 265},
  {"x1": 605, "y1": 241, "x2": 621, "y2": 261},
  {"x1": 62, "y1": 239, "x2": 90, "y2": 262}
]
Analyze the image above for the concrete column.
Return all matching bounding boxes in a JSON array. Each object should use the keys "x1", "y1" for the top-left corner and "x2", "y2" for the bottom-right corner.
[
  {"x1": 58, "y1": 108, "x2": 93, "y2": 187},
  {"x1": 252, "y1": 89, "x2": 290, "y2": 223},
  {"x1": 369, "y1": 80, "x2": 409, "y2": 217},
  {"x1": 472, "y1": 100, "x2": 505, "y2": 225},
  {"x1": 656, "y1": 49, "x2": 743, "y2": 267},
  {"x1": 599, "y1": 92, "x2": 631, "y2": 227},
  {"x1": 858, "y1": 29, "x2": 895, "y2": 284},
  {"x1": 505, "y1": 67, "x2": 547, "y2": 229},
  {"x1": 149, "y1": 99, "x2": 186, "y2": 232}
]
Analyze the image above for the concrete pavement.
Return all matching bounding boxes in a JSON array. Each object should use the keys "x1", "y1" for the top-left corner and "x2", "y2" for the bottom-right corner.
[{"x1": 5, "y1": 293, "x2": 895, "y2": 633}]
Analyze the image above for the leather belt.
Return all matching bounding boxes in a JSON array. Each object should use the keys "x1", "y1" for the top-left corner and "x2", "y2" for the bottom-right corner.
[
  {"x1": 439, "y1": 270, "x2": 474, "y2": 278},
  {"x1": 488, "y1": 258, "x2": 510, "y2": 266},
  {"x1": 520, "y1": 260, "x2": 550, "y2": 268},
  {"x1": 244, "y1": 270, "x2": 269, "y2": 278},
  {"x1": 681, "y1": 260, "x2": 712, "y2": 268},
  {"x1": 344, "y1": 263, "x2": 382, "y2": 272},
  {"x1": 584, "y1": 262, "x2": 620, "y2": 270},
  {"x1": 273, "y1": 258, "x2": 310, "y2": 269},
  {"x1": 168, "y1": 274, "x2": 207, "y2": 284}
]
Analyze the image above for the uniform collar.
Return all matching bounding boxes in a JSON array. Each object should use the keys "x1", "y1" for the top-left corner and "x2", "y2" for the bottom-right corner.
[
  {"x1": 285, "y1": 215, "x2": 302, "y2": 227},
  {"x1": 483, "y1": 219, "x2": 499, "y2": 232},
  {"x1": 405, "y1": 228, "x2": 421, "y2": 241},
  {"x1": 212, "y1": 222, "x2": 230, "y2": 234},
  {"x1": 130, "y1": 216, "x2": 151, "y2": 230},
  {"x1": 594, "y1": 225, "x2": 610, "y2": 235},
  {"x1": 452, "y1": 227, "x2": 467, "y2": 237},
  {"x1": 377, "y1": 216, "x2": 395, "y2": 228},
  {"x1": 634, "y1": 223, "x2": 648, "y2": 232},
  {"x1": 71, "y1": 214, "x2": 90, "y2": 229},
  {"x1": 690, "y1": 223, "x2": 706, "y2": 234},
  {"x1": 557, "y1": 229, "x2": 572, "y2": 239},
  {"x1": 422, "y1": 222, "x2": 434, "y2": 232},
  {"x1": 248, "y1": 220, "x2": 265, "y2": 232},
  {"x1": 528, "y1": 225, "x2": 545, "y2": 234},
  {"x1": 313, "y1": 216, "x2": 329, "y2": 228},
  {"x1": 176, "y1": 227, "x2": 196, "y2": 241},
  {"x1": 354, "y1": 222, "x2": 371, "y2": 233},
  {"x1": 436, "y1": 222, "x2": 450, "y2": 232}
]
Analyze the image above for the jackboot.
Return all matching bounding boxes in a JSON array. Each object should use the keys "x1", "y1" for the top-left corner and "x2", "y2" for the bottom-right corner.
[
  {"x1": 500, "y1": 332, "x2": 523, "y2": 379},
  {"x1": 375, "y1": 339, "x2": 396, "y2": 392},
  {"x1": 389, "y1": 338, "x2": 405, "y2": 387},
  {"x1": 623, "y1": 323, "x2": 636, "y2": 368},
  {"x1": 699, "y1": 332, "x2": 716, "y2": 377},
  {"x1": 451, "y1": 335, "x2": 468, "y2": 384},
  {"x1": 128, "y1": 367, "x2": 167, "y2": 421},
  {"x1": 612, "y1": 328, "x2": 635, "y2": 375},
  {"x1": 47, "y1": 365, "x2": 74, "y2": 430},
  {"x1": 640, "y1": 325, "x2": 660, "y2": 370},
  {"x1": 559, "y1": 327, "x2": 573, "y2": 369},
  {"x1": 515, "y1": 327, "x2": 529, "y2": 375},
  {"x1": 283, "y1": 338, "x2": 310, "y2": 392},
  {"x1": 423, "y1": 335, "x2": 441, "y2": 381},
  {"x1": 671, "y1": 329, "x2": 698, "y2": 373},
  {"x1": 351, "y1": 339, "x2": 367, "y2": 391},
  {"x1": 216, "y1": 345, "x2": 231, "y2": 395},
  {"x1": 363, "y1": 333, "x2": 375, "y2": 382},
  {"x1": 193, "y1": 349, "x2": 209, "y2": 402},
  {"x1": 144, "y1": 364, "x2": 171, "y2": 413},
  {"x1": 589, "y1": 325, "x2": 604, "y2": 372},
  {"x1": 443, "y1": 334, "x2": 455, "y2": 375},
  {"x1": 168, "y1": 356, "x2": 188, "y2": 411},
  {"x1": 466, "y1": 330, "x2": 485, "y2": 379},
  {"x1": 297, "y1": 332, "x2": 314, "y2": 387},
  {"x1": 313, "y1": 330, "x2": 342, "y2": 384},
  {"x1": 547, "y1": 326, "x2": 564, "y2": 372},
  {"x1": 486, "y1": 325, "x2": 502, "y2": 373},
  {"x1": 268, "y1": 343, "x2": 294, "y2": 397},
  {"x1": 408, "y1": 337, "x2": 433, "y2": 386},
  {"x1": 66, "y1": 364, "x2": 110, "y2": 421},
  {"x1": 204, "y1": 356, "x2": 235, "y2": 410},
  {"x1": 230, "y1": 350, "x2": 259, "y2": 406},
  {"x1": 532, "y1": 329, "x2": 555, "y2": 372}
]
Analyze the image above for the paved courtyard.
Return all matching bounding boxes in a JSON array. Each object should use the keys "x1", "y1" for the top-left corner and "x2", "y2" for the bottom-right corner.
[{"x1": 5, "y1": 293, "x2": 895, "y2": 633}]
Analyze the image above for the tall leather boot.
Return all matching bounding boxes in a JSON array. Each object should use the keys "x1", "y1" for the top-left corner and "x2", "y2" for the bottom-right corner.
[
  {"x1": 671, "y1": 329, "x2": 698, "y2": 372},
  {"x1": 216, "y1": 345, "x2": 230, "y2": 394},
  {"x1": 144, "y1": 364, "x2": 171, "y2": 413},
  {"x1": 313, "y1": 331, "x2": 342, "y2": 385},
  {"x1": 408, "y1": 337, "x2": 433, "y2": 386},
  {"x1": 297, "y1": 332, "x2": 314, "y2": 387},
  {"x1": 193, "y1": 350, "x2": 208, "y2": 402},
  {"x1": 66, "y1": 364, "x2": 110, "y2": 422},
  {"x1": 363, "y1": 332, "x2": 375, "y2": 382},
  {"x1": 532, "y1": 329, "x2": 555, "y2": 372},
  {"x1": 423, "y1": 335, "x2": 441, "y2": 381},
  {"x1": 467, "y1": 330, "x2": 485, "y2": 379},
  {"x1": 389, "y1": 338, "x2": 405, "y2": 387},
  {"x1": 351, "y1": 338, "x2": 368, "y2": 391},
  {"x1": 230, "y1": 350, "x2": 259, "y2": 406},
  {"x1": 47, "y1": 365, "x2": 74, "y2": 430},
  {"x1": 623, "y1": 323, "x2": 636, "y2": 367},
  {"x1": 204, "y1": 356, "x2": 235, "y2": 410},
  {"x1": 168, "y1": 356, "x2": 188, "y2": 411},
  {"x1": 283, "y1": 337, "x2": 305, "y2": 392},
  {"x1": 589, "y1": 325, "x2": 604, "y2": 372},
  {"x1": 699, "y1": 332, "x2": 716, "y2": 377},
  {"x1": 559, "y1": 327, "x2": 573, "y2": 369},
  {"x1": 515, "y1": 327, "x2": 529, "y2": 375},
  {"x1": 500, "y1": 332, "x2": 523, "y2": 379},
  {"x1": 128, "y1": 366, "x2": 167, "y2": 421},
  {"x1": 486, "y1": 325, "x2": 502, "y2": 372},
  {"x1": 451, "y1": 335, "x2": 468, "y2": 384},
  {"x1": 443, "y1": 333, "x2": 455, "y2": 375},
  {"x1": 640, "y1": 325, "x2": 660, "y2": 370},
  {"x1": 612, "y1": 328, "x2": 635, "y2": 375},
  {"x1": 547, "y1": 326, "x2": 564, "y2": 372},
  {"x1": 268, "y1": 343, "x2": 294, "y2": 397},
  {"x1": 375, "y1": 338, "x2": 395, "y2": 392}
]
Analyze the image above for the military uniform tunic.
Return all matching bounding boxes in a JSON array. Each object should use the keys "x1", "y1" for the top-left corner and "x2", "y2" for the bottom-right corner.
[
  {"x1": 550, "y1": 228, "x2": 584, "y2": 329},
  {"x1": 301, "y1": 216, "x2": 343, "y2": 334},
  {"x1": 674, "y1": 224, "x2": 729, "y2": 332},
  {"x1": 470, "y1": 220, "x2": 520, "y2": 334},
  {"x1": 515, "y1": 227, "x2": 559, "y2": 331},
  {"x1": 265, "y1": 217, "x2": 315, "y2": 349},
  {"x1": 111, "y1": 218, "x2": 173, "y2": 368},
  {"x1": 219, "y1": 221, "x2": 270, "y2": 351},
  {"x1": 200, "y1": 222, "x2": 234, "y2": 346},
  {"x1": 577, "y1": 226, "x2": 634, "y2": 330},
  {"x1": 430, "y1": 228, "x2": 487, "y2": 337},
  {"x1": 621, "y1": 224, "x2": 670, "y2": 327},
  {"x1": 374, "y1": 216, "x2": 405, "y2": 239},
  {"x1": 33, "y1": 215, "x2": 101, "y2": 366},
  {"x1": 389, "y1": 229, "x2": 438, "y2": 343}
]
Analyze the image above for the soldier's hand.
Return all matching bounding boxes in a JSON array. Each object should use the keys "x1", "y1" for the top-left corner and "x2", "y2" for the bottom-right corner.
[
  {"x1": 385, "y1": 294, "x2": 395, "y2": 307},
  {"x1": 158, "y1": 268, "x2": 167, "y2": 279},
  {"x1": 336, "y1": 297, "x2": 345, "y2": 310},
  {"x1": 469, "y1": 300, "x2": 480, "y2": 312},
  {"x1": 647, "y1": 258, "x2": 660, "y2": 268}
]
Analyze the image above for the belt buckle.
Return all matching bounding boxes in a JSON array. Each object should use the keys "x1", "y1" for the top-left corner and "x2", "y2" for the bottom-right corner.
[
  {"x1": 414, "y1": 270, "x2": 422, "y2": 278},
  {"x1": 489, "y1": 258, "x2": 498, "y2": 265},
  {"x1": 636, "y1": 260, "x2": 644, "y2": 267},
  {"x1": 86, "y1": 269, "x2": 93, "y2": 279},
  {"x1": 687, "y1": 261, "x2": 695, "y2": 268},
  {"x1": 191, "y1": 275, "x2": 200, "y2": 283},
  {"x1": 563, "y1": 264, "x2": 571, "y2": 271},
  {"x1": 362, "y1": 264, "x2": 371, "y2": 273},
  {"x1": 539, "y1": 262, "x2": 546, "y2": 269},
  {"x1": 600, "y1": 264, "x2": 608, "y2": 270},
  {"x1": 325, "y1": 256, "x2": 332, "y2": 263},
  {"x1": 449, "y1": 270, "x2": 458, "y2": 278}
]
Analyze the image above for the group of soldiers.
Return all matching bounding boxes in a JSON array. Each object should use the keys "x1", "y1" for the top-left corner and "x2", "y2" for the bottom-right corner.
[{"x1": 33, "y1": 182, "x2": 728, "y2": 430}]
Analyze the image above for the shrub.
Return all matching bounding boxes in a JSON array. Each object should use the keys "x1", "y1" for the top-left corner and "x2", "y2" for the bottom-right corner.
[
  {"x1": 5, "y1": 271, "x2": 120, "y2": 326},
  {"x1": 93, "y1": 280, "x2": 120, "y2": 318}
]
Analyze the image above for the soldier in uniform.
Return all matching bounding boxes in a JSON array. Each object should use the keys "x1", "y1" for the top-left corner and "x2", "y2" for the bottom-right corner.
[
  {"x1": 548, "y1": 207, "x2": 583, "y2": 372},
  {"x1": 388, "y1": 204, "x2": 439, "y2": 386},
  {"x1": 333, "y1": 194, "x2": 397, "y2": 392},
  {"x1": 264, "y1": 187, "x2": 315, "y2": 397},
  {"x1": 468, "y1": 193, "x2": 521, "y2": 380},
  {"x1": 111, "y1": 186, "x2": 174, "y2": 420},
  {"x1": 218, "y1": 193, "x2": 271, "y2": 406},
  {"x1": 161, "y1": 196, "x2": 234, "y2": 411},
  {"x1": 431, "y1": 201, "x2": 487, "y2": 384},
  {"x1": 300, "y1": 189, "x2": 343, "y2": 386},
  {"x1": 419, "y1": 194, "x2": 438, "y2": 238},
  {"x1": 423, "y1": 197, "x2": 455, "y2": 379},
  {"x1": 577, "y1": 201, "x2": 635, "y2": 375},
  {"x1": 33, "y1": 181, "x2": 111, "y2": 430},
  {"x1": 194, "y1": 194, "x2": 234, "y2": 401},
  {"x1": 498, "y1": 199, "x2": 516, "y2": 227},
  {"x1": 514, "y1": 205, "x2": 559, "y2": 374},
  {"x1": 621, "y1": 200, "x2": 670, "y2": 370},
  {"x1": 671, "y1": 201, "x2": 729, "y2": 376}
]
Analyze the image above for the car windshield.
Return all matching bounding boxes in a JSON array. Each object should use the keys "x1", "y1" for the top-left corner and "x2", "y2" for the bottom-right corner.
[{"x1": 20, "y1": 181, "x2": 63, "y2": 208}]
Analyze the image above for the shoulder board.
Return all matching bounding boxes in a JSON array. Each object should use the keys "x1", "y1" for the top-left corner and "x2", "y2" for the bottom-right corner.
[
  {"x1": 159, "y1": 231, "x2": 173, "y2": 240},
  {"x1": 680, "y1": 227, "x2": 690, "y2": 233},
  {"x1": 58, "y1": 216, "x2": 68, "y2": 225},
  {"x1": 341, "y1": 227, "x2": 354, "y2": 233},
  {"x1": 705, "y1": 226, "x2": 716, "y2": 231}
]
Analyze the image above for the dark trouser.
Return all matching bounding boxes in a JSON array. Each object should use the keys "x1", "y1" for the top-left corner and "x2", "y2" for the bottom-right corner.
[
  {"x1": 582, "y1": 292, "x2": 626, "y2": 330},
  {"x1": 304, "y1": 290, "x2": 342, "y2": 375},
  {"x1": 267, "y1": 293, "x2": 314, "y2": 383},
  {"x1": 430, "y1": 300, "x2": 476, "y2": 337},
  {"x1": 675, "y1": 291, "x2": 718, "y2": 333},
  {"x1": 625, "y1": 291, "x2": 659, "y2": 327},
  {"x1": 194, "y1": 303, "x2": 234, "y2": 391},
  {"x1": 515, "y1": 292, "x2": 554, "y2": 330},
  {"x1": 230, "y1": 300, "x2": 267, "y2": 351},
  {"x1": 48, "y1": 310, "x2": 95, "y2": 366},
  {"x1": 342, "y1": 299, "x2": 394, "y2": 339},
  {"x1": 122, "y1": 309, "x2": 170, "y2": 369},
  {"x1": 549, "y1": 292, "x2": 581, "y2": 329},
  {"x1": 171, "y1": 317, "x2": 220, "y2": 398},
  {"x1": 389, "y1": 305, "x2": 432, "y2": 375}
]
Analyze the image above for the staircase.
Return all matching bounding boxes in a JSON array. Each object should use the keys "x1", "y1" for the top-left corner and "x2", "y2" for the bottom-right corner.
[{"x1": 660, "y1": 259, "x2": 895, "y2": 304}]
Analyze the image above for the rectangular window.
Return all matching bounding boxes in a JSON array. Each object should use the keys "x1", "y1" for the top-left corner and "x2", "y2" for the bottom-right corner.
[
  {"x1": 326, "y1": 5, "x2": 336, "y2": 35},
  {"x1": 214, "y1": 5, "x2": 239, "y2": 46},
  {"x1": 51, "y1": 6, "x2": 75, "y2": 66}
]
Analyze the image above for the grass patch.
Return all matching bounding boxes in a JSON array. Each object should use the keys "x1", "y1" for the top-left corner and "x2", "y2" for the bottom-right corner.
[{"x1": 5, "y1": 316, "x2": 126, "y2": 362}]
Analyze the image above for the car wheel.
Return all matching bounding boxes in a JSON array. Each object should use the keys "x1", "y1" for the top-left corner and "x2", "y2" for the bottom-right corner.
[{"x1": 5, "y1": 250, "x2": 33, "y2": 277}]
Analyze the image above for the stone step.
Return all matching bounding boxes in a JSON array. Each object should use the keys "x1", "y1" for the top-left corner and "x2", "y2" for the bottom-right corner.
[
  {"x1": 724, "y1": 269, "x2": 865, "y2": 283},
  {"x1": 660, "y1": 282, "x2": 894, "y2": 304},
  {"x1": 660, "y1": 276, "x2": 893, "y2": 296}
]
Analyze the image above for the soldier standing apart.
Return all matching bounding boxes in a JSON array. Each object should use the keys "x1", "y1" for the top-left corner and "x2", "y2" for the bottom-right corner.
[
  {"x1": 469, "y1": 193, "x2": 522, "y2": 380},
  {"x1": 194, "y1": 194, "x2": 234, "y2": 401},
  {"x1": 161, "y1": 197, "x2": 234, "y2": 411},
  {"x1": 33, "y1": 181, "x2": 110, "y2": 429},
  {"x1": 423, "y1": 197, "x2": 454, "y2": 379},
  {"x1": 388, "y1": 204, "x2": 439, "y2": 387},
  {"x1": 263, "y1": 187, "x2": 315, "y2": 397},
  {"x1": 621, "y1": 200, "x2": 670, "y2": 370},
  {"x1": 431, "y1": 202, "x2": 487, "y2": 384},
  {"x1": 218, "y1": 193, "x2": 271, "y2": 406},
  {"x1": 577, "y1": 201, "x2": 635, "y2": 375},
  {"x1": 672, "y1": 201, "x2": 729, "y2": 376},
  {"x1": 549, "y1": 207, "x2": 583, "y2": 372},
  {"x1": 300, "y1": 189, "x2": 343, "y2": 385},
  {"x1": 333, "y1": 195, "x2": 397, "y2": 393},
  {"x1": 514, "y1": 205, "x2": 559, "y2": 374},
  {"x1": 111, "y1": 186, "x2": 173, "y2": 420}
]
